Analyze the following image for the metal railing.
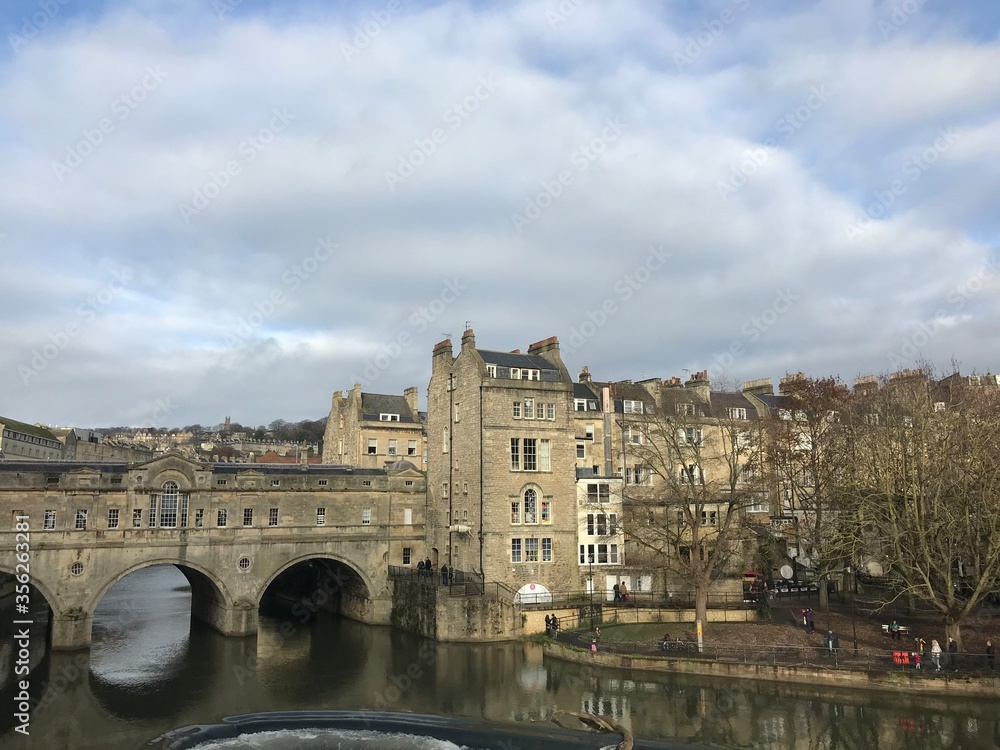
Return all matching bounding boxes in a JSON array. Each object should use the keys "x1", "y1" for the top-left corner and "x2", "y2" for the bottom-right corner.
[
  {"x1": 388, "y1": 565, "x2": 520, "y2": 602},
  {"x1": 549, "y1": 626, "x2": 1000, "y2": 676},
  {"x1": 517, "y1": 588, "x2": 817, "y2": 610}
]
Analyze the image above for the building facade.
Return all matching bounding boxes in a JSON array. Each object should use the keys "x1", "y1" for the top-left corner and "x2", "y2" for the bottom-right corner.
[
  {"x1": 322, "y1": 383, "x2": 426, "y2": 470},
  {"x1": 425, "y1": 330, "x2": 580, "y2": 598}
]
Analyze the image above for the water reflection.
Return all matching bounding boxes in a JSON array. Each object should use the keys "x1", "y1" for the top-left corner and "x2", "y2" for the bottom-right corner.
[{"x1": 2, "y1": 565, "x2": 999, "y2": 750}]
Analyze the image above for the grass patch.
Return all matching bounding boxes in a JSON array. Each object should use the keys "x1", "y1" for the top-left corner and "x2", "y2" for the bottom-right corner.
[{"x1": 593, "y1": 623, "x2": 686, "y2": 642}]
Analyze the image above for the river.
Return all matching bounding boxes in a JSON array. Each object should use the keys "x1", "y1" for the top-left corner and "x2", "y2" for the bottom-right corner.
[{"x1": 1, "y1": 565, "x2": 999, "y2": 749}]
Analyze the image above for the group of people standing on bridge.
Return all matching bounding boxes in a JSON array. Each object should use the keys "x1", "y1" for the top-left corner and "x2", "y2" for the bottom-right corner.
[{"x1": 416, "y1": 558, "x2": 454, "y2": 585}]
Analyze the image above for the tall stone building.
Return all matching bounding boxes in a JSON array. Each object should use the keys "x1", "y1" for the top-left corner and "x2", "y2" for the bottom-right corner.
[
  {"x1": 426, "y1": 330, "x2": 578, "y2": 597},
  {"x1": 322, "y1": 383, "x2": 426, "y2": 470}
]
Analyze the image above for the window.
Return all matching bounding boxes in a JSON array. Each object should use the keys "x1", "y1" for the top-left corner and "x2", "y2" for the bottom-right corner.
[
  {"x1": 542, "y1": 538, "x2": 552, "y2": 562},
  {"x1": 523, "y1": 489, "x2": 537, "y2": 523},
  {"x1": 405, "y1": 480, "x2": 414, "y2": 486},
  {"x1": 217, "y1": 509, "x2": 228, "y2": 527},
  {"x1": 523, "y1": 438, "x2": 537, "y2": 471},
  {"x1": 680, "y1": 464, "x2": 700, "y2": 483},
  {"x1": 379, "y1": 413, "x2": 400, "y2": 421},
  {"x1": 388, "y1": 440, "x2": 397, "y2": 456},
  {"x1": 45, "y1": 473, "x2": 59, "y2": 486},
  {"x1": 577, "y1": 441, "x2": 586, "y2": 459},
  {"x1": 680, "y1": 427, "x2": 703, "y2": 446},
  {"x1": 587, "y1": 483, "x2": 610, "y2": 504},
  {"x1": 75, "y1": 509, "x2": 88, "y2": 530},
  {"x1": 43, "y1": 510, "x2": 55, "y2": 529},
  {"x1": 443, "y1": 427, "x2": 449, "y2": 453},
  {"x1": 727, "y1": 407, "x2": 747, "y2": 419},
  {"x1": 486, "y1": 364, "x2": 497, "y2": 377},
  {"x1": 243, "y1": 508, "x2": 254, "y2": 526},
  {"x1": 585, "y1": 423, "x2": 594, "y2": 439},
  {"x1": 510, "y1": 368, "x2": 521, "y2": 379},
  {"x1": 540, "y1": 501, "x2": 551, "y2": 523},
  {"x1": 362, "y1": 507, "x2": 372, "y2": 525},
  {"x1": 442, "y1": 482, "x2": 449, "y2": 498},
  {"x1": 511, "y1": 538, "x2": 522, "y2": 562},
  {"x1": 701, "y1": 510, "x2": 718, "y2": 526},
  {"x1": 195, "y1": 509, "x2": 204, "y2": 527},
  {"x1": 132, "y1": 509, "x2": 142, "y2": 527},
  {"x1": 510, "y1": 438, "x2": 520, "y2": 470},
  {"x1": 216, "y1": 479, "x2": 228, "y2": 486},
  {"x1": 402, "y1": 547, "x2": 412, "y2": 565},
  {"x1": 511, "y1": 499, "x2": 521, "y2": 524},
  {"x1": 623, "y1": 399, "x2": 645, "y2": 414},
  {"x1": 513, "y1": 401, "x2": 521, "y2": 418},
  {"x1": 578, "y1": 543, "x2": 619, "y2": 565},
  {"x1": 362, "y1": 480, "x2": 372, "y2": 486},
  {"x1": 539, "y1": 439, "x2": 551, "y2": 471},
  {"x1": 677, "y1": 403, "x2": 695, "y2": 417},
  {"x1": 624, "y1": 426, "x2": 642, "y2": 444},
  {"x1": 316, "y1": 507, "x2": 326, "y2": 526},
  {"x1": 268, "y1": 508, "x2": 279, "y2": 526},
  {"x1": 525, "y1": 538, "x2": 539, "y2": 562},
  {"x1": 149, "y1": 495, "x2": 157, "y2": 527},
  {"x1": 934, "y1": 401, "x2": 946, "y2": 412},
  {"x1": 107, "y1": 508, "x2": 119, "y2": 529},
  {"x1": 575, "y1": 399, "x2": 587, "y2": 411},
  {"x1": 404, "y1": 508, "x2": 412, "y2": 525},
  {"x1": 407, "y1": 440, "x2": 417, "y2": 455},
  {"x1": 368, "y1": 438, "x2": 377, "y2": 455},
  {"x1": 160, "y1": 481, "x2": 179, "y2": 528},
  {"x1": 546, "y1": 403, "x2": 555, "y2": 420},
  {"x1": 523, "y1": 398, "x2": 534, "y2": 419},
  {"x1": 271, "y1": 479, "x2": 280, "y2": 487},
  {"x1": 319, "y1": 479, "x2": 328, "y2": 487},
  {"x1": 110, "y1": 475, "x2": 122, "y2": 485},
  {"x1": 864, "y1": 413, "x2": 880, "y2": 426}
]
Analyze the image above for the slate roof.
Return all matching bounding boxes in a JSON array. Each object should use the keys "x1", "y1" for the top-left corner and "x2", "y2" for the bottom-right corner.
[
  {"x1": 573, "y1": 383, "x2": 600, "y2": 400},
  {"x1": 0, "y1": 417, "x2": 60, "y2": 442},
  {"x1": 478, "y1": 349, "x2": 555, "y2": 369},
  {"x1": 706, "y1": 391, "x2": 761, "y2": 419},
  {"x1": 360, "y1": 393, "x2": 417, "y2": 423}
]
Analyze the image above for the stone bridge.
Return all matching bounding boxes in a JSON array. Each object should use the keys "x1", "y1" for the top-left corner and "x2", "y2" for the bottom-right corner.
[{"x1": 0, "y1": 453, "x2": 427, "y2": 649}]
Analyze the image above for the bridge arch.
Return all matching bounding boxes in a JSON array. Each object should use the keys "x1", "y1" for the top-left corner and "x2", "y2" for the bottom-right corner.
[
  {"x1": 0, "y1": 562, "x2": 61, "y2": 617},
  {"x1": 257, "y1": 553, "x2": 377, "y2": 624}
]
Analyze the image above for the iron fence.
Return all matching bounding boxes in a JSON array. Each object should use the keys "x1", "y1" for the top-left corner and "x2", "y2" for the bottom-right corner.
[{"x1": 548, "y1": 625, "x2": 1000, "y2": 676}]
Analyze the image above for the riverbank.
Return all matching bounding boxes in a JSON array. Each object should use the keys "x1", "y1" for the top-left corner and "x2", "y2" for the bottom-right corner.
[{"x1": 541, "y1": 638, "x2": 1000, "y2": 699}]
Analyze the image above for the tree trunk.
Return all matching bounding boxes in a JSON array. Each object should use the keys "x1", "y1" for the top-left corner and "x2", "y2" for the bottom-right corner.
[
  {"x1": 695, "y1": 586, "x2": 709, "y2": 637},
  {"x1": 817, "y1": 574, "x2": 829, "y2": 613}
]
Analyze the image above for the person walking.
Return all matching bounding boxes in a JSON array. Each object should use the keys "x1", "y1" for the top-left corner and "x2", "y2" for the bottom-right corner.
[
  {"x1": 947, "y1": 637, "x2": 959, "y2": 670},
  {"x1": 619, "y1": 581, "x2": 628, "y2": 603},
  {"x1": 424, "y1": 558, "x2": 433, "y2": 578},
  {"x1": 803, "y1": 608, "x2": 815, "y2": 634},
  {"x1": 544, "y1": 614, "x2": 551, "y2": 637},
  {"x1": 591, "y1": 639, "x2": 598, "y2": 656},
  {"x1": 613, "y1": 582, "x2": 620, "y2": 603},
  {"x1": 417, "y1": 559, "x2": 425, "y2": 578},
  {"x1": 931, "y1": 639, "x2": 942, "y2": 671},
  {"x1": 912, "y1": 650, "x2": 921, "y2": 670},
  {"x1": 986, "y1": 640, "x2": 995, "y2": 671},
  {"x1": 440, "y1": 563, "x2": 449, "y2": 586}
]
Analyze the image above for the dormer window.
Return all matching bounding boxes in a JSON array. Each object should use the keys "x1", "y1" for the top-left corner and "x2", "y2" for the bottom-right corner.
[
  {"x1": 623, "y1": 400, "x2": 645, "y2": 414},
  {"x1": 727, "y1": 407, "x2": 747, "y2": 419},
  {"x1": 575, "y1": 399, "x2": 587, "y2": 411},
  {"x1": 379, "y1": 413, "x2": 400, "y2": 422},
  {"x1": 486, "y1": 364, "x2": 497, "y2": 377},
  {"x1": 510, "y1": 368, "x2": 520, "y2": 379},
  {"x1": 677, "y1": 403, "x2": 695, "y2": 417}
]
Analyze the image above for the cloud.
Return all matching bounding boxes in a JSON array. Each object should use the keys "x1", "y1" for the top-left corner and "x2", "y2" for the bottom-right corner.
[{"x1": 0, "y1": 0, "x2": 998, "y2": 426}]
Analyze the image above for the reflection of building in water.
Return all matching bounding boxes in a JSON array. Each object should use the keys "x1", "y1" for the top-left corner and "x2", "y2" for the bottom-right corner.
[{"x1": 581, "y1": 692, "x2": 631, "y2": 730}]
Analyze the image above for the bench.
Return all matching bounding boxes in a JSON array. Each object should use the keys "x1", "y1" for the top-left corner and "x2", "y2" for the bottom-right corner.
[{"x1": 882, "y1": 623, "x2": 912, "y2": 636}]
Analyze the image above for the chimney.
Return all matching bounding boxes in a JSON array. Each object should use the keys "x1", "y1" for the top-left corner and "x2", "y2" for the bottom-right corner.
[
  {"x1": 685, "y1": 369, "x2": 710, "y2": 401},
  {"x1": 403, "y1": 386, "x2": 419, "y2": 416},
  {"x1": 461, "y1": 328, "x2": 476, "y2": 352},
  {"x1": 528, "y1": 336, "x2": 560, "y2": 357},
  {"x1": 778, "y1": 373, "x2": 806, "y2": 396},
  {"x1": 511, "y1": 349, "x2": 521, "y2": 354},
  {"x1": 579, "y1": 365, "x2": 591, "y2": 383},
  {"x1": 742, "y1": 378, "x2": 773, "y2": 396},
  {"x1": 433, "y1": 338, "x2": 453, "y2": 360}
]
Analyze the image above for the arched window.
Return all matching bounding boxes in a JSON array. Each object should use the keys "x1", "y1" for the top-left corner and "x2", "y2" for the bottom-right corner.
[
  {"x1": 523, "y1": 488, "x2": 537, "y2": 524},
  {"x1": 159, "y1": 481, "x2": 179, "y2": 527}
]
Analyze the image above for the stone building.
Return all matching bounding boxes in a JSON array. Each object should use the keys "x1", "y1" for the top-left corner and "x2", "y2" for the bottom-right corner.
[
  {"x1": 49, "y1": 427, "x2": 155, "y2": 462},
  {"x1": 0, "y1": 416, "x2": 63, "y2": 460},
  {"x1": 322, "y1": 383, "x2": 426, "y2": 470},
  {"x1": 425, "y1": 330, "x2": 579, "y2": 598}
]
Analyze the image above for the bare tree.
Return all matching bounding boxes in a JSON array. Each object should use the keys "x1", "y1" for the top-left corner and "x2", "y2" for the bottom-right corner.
[
  {"x1": 618, "y1": 387, "x2": 767, "y2": 630},
  {"x1": 763, "y1": 375, "x2": 852, "y2": 612},
  {"x1": 840, "y1": 368, "x2": 1000, "y2": 647}
]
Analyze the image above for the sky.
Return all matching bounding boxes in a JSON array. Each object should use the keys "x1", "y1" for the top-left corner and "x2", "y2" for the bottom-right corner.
[{"x1": 1, "y1": 0, "x2": 999, "y2": 429}]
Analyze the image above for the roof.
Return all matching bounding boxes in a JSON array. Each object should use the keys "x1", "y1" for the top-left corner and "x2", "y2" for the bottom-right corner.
[
  {"x1": 0, "y1": 417, "x2": 60, "y2": 442},
  {"x1": 705, "y1": 391, "x2": 761, "y2": 419},
  {"x1": 478, "y1": 349, "x2": 559, "y2": 372},
  {"x1": 573, "y1": 383, "x2": 600, "y2": 400},
  {"x1": 360, "y1": 393, "x2": 416, "y2": 423}
]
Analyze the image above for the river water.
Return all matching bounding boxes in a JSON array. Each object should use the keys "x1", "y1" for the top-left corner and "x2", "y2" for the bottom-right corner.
[{"x1": 2, "y1": 565, "x2": 999, "y2": 750}]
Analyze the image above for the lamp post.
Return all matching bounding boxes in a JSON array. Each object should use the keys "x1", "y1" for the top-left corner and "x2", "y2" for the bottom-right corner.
[
  {"x1": 848, "y1": 565, "x2": 858, "y2": 654},
  {"x1": 588, "y1": 553, "x2": 595, "y2": 631}
]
